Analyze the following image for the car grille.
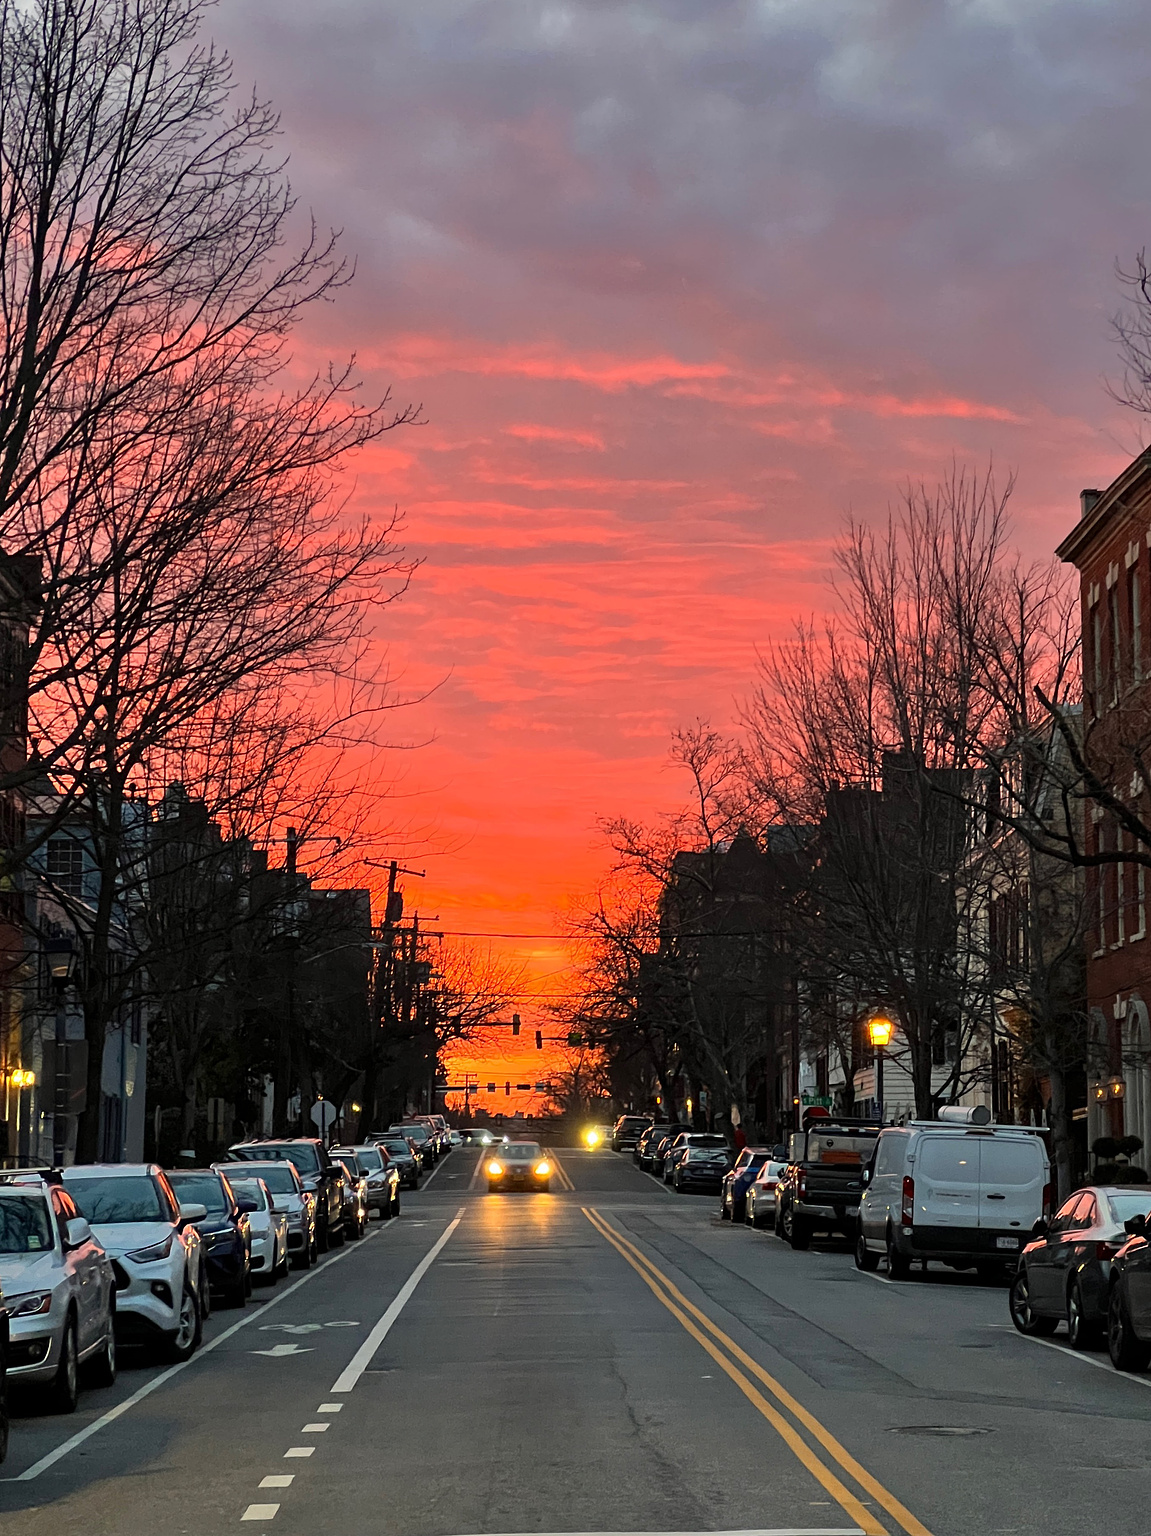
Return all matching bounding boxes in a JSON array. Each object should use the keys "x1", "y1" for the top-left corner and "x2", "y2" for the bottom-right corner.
[{"x1": 112, "y1": 1260, "x2": 131, "y2": 1290}]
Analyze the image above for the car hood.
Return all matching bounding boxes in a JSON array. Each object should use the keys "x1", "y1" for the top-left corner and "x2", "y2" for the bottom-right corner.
[
  {"x1": 0, "y1": 1249, "x2": 62, "y2": 1294},
  {"x1": 88, "y1": 1221, "x2": 176, "y2": 1256}
]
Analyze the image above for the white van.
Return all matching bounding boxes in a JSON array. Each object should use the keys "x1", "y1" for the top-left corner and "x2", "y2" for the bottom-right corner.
[{"x1": 855, "y1": 1112, "x2": 1049, "y2": 1278}]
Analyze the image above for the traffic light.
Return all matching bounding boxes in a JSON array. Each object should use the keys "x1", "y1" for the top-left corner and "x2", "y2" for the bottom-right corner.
[
  {"x1": 567, "y1": 1031, "x2": 583, "y2": 1047},
  {"x1": 535, "y1": 1030, "x2": 543, "y2": 1049},
  {"x1": 505, "y1": 1081, "x2": 511, "y2": 1096},
  {"x1": 511, "y1": 1016, "x2": 520, "y2": 1036}
]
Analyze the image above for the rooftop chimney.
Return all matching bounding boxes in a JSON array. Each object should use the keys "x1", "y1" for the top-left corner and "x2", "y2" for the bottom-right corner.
[{"x1": 1080, "y1": 488, "x2": 1101, "y2": 519}]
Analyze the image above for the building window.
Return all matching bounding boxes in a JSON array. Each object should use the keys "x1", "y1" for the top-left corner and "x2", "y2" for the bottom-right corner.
[
  {"x1": 46, "y1": 838, "x2": 84, "y2": 899},
  {"x1": 1132, "y1": 563, "x2": 1143, "y2": 684},
  {"x1": 1134, "y1": 855, "x2": 1147, "y2": 944},
  {"x1": 1096, "y1": 823, "x2": 1108, "y2": 952},
  {"x1": 1110, "y1": 585, "x2": 1122, "y2": 705},
  {"x1": 1093, "y1": 605, "x2": 1103, "y2": 714},
  {"x1": 1118, "y1": 830, "x2": 1126, "y2": 946}
]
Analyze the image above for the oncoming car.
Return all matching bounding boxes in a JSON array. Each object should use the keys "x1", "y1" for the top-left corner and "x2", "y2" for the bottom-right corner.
[
  {"x1": 582, "y1": 1125, "x2": 613, "y2": 1151},
  {"x1": 486, "y1": 1142, "x2": 552, "y2": 1193}
]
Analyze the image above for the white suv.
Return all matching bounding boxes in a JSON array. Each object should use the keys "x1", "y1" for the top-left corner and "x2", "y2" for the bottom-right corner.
[
  {"x1": 0, "y1": 1174, "x2": 116, "y2": 1411},
  {"x1": 63, "y1": 1164, "x2": 208, "y2": 1361}
]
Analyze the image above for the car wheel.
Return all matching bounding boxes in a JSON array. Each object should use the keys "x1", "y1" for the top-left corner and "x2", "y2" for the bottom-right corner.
[
  {"x1": 1067, "y1": 1280, "x2": 1101, "y2": 1350},
  {"x1": 0, "y1": 1384, "x2": 8, "y2": 1465},
  {"x1": 199, "y1": 1262, "x2": 211, "y2": 1319},
  {"x1": 47, "y1": 1317, "x2": 80, "y2": 1414},
  {"x1": 391, "y1": 1192, "x2": 401, "y2": 1218},
  {"x1": 381, "y1": 1195, "x2": 393, "y2": 1222},
  {"x1": 164, "y1": 1282, "x2": 200, "y2": 1363},
  {"x1": 781, "y1": 1202, "x2": 810, "y2": 1250},
  {"x1": 720, "y1": 1198, "x2": 730, "y2": 1220},
  {"x1": 84, "y1": 1325, "x2": 117, "y2": 1388},
  {"x1": 291, "y1": 1243, "x2": 309, "y2": 1271},
  {"x1": 885, "y1": 1228, "x2": 911, "y2": 1280},
  {"x1": 1008, "y1": 1270, "x2": 1056, "y2": 1335},
  {"x1": 855, "y1": 1230, "x2": 881, "y2": 1271},
  {"x1": 221, "y1": 1268, "x2": 247, "y2": 1309},
  {"x1": 329, "y1": 1217, "x2": 346, "y2": 1248},
  {"x1": 316, "y1": 1217, "x2": 330, "y2": 1254},
  {"x1": 1108, "y1": 1287, "x2": 1151, "y2": 1371}
]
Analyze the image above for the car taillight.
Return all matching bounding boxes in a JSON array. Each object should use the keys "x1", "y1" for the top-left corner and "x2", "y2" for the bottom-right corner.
[
  {"x1": 797, "y1": 1170, "x2": 806, "y2": 1201},
  {"x1": 901, "y1": 1176, "x2": 914, "y2": 1226},
  {"x1": 1042, "y1": 1181, "x2": 1053, "y2": 1218},
  {"x1": 1098, "y1": 1240, "x2": 1125, "y2": 1260}
]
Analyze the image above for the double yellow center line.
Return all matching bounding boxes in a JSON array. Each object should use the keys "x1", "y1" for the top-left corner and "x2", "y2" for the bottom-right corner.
[{"x1": 582, "y1": 1207, "x2": 932, "y2": 1536}]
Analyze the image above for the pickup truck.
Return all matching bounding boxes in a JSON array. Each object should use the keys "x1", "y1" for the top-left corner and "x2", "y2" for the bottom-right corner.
[{"x1": 774, "y1": 1119, "x2": 881, "y2": 1250}]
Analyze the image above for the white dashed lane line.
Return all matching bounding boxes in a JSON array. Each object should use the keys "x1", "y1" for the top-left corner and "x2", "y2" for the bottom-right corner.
[
  {"x1": 241, "y1": 1503, "x2": 279, "y2": 1521},
  {"x1": 260, "y1": 1476, "x2": 294, "y2": 1488},
  {"x1": 283, "y1": 1447, "x2": 314, "y2": 1458}
]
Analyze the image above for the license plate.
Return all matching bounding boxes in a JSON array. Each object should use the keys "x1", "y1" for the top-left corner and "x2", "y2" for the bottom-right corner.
[{"x1": 996, "y1": 1237, "x2": 1018, "y2": 1250}]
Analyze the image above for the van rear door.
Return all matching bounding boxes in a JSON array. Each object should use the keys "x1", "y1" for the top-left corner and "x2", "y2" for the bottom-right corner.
[
  {"x1": 915, "y1": 1136, "x2": 980, "y2": 1227},
  {"x1": 977, "y1": 1136, "x2": 1045, "y2": 1239}
]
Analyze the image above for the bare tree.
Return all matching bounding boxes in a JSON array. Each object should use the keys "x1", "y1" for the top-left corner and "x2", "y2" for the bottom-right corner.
[{"x1": 0, "y1": 0, "x2": 418, "y2": 1157}]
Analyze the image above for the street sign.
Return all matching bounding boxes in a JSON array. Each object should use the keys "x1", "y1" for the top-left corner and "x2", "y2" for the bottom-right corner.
[
  {"x1": 309, "y1": 1099, "x2": 338, "y2": 1132},
  {"x1": 801, "y1": 1093, "x2": 833, "y2": 1108}
]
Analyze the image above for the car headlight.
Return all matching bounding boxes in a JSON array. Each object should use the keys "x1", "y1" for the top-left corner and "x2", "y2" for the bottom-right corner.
[
  {"x1": 125, "y1": 1233, "x2": 175, "y2": 1263},
  {"x1": 487, "y1": 1160, "x2": 503, "y2": 1177},
  {"x1": 535, "y1": 1161, "x2": 551, "y2": 1178},
  {"x1": 8, "y1": 1290, "x2": 52, "y2": 1317},
  {"x1": 585, "y1": 1130, "x2": 600, "y2": 1147}
]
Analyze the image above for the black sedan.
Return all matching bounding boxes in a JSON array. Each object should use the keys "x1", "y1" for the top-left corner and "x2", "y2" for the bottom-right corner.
[
  {"x1": 372, "y1": 1136, "x2": 422, "y2": 1189},
  {"x1": 1105, "y1": 1201, "x2": 1151, "y2": 1371},
  {"x1": 672, "y1": 1144, "x2": 733, "y2": 1194},
  {"x1": 167, "y1": 1168, "x2": 251, "y2": 1309},
  {"x1": 1009, "y1": 1185, "x2": 1151, "y2": 1348}
]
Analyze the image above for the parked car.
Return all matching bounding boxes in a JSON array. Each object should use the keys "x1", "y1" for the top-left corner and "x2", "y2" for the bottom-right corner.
[
  {"x1": 486, "y1": 1142, "x2": 552, "y2": 1193},
  {"x1": 638, "y1": 1124, "x2": 689, "y2": 1175},
  {"x1": 221, "y1": 1177, "x2": 288, "y2": 1285},
  {"x1": 388, "y1": 1123, "x2": 437, "y2": 1169},
  {"x1": 664, "y1": 1132, "x2": 728, "y2": 1184},
  {"x1": 0, "y1": 1173, "x2": 116, "y2": 1411},
  {"x1": 745, "y1": 1157, "x2": 790, "y2": 1229},
  {"x1": 857, "y1": 1111, "x2": 1048, "y2": 1278},
  {"x1": 168, "y1": 1168, "x2": 252, "y2": 1308},
  {"x1": 719, "y1": 1148, "x2": 770, "y2": 1222},
  {"x1": 612, "y1": 1115, "x2": 652, "y2": 1153},
  {"x1": 672, "y1": 1144, "x2": 733, "y2": 1194},
  {"x1": 1008, "y1": 1185, "x2": 1149, "y2": 1346},
  {"x1": 329, "y1": 1157, "x2": 368, "y2": 1241},
  {"x1": 225, "y1": 1138, "x2": 343, "y2": 1252},
  {"x1": 217, "y1": 1160, "x2": 315, "y2": 1270},
  {"x1": 1103, "y1": 1201, "x2": 1151, "y2": 1370},
  {"x1": 371, "y1": 1136, "x2": 422, "y2": 1189},
  {"x1": 63, "y1": 1164, "x2": 207, "y2": 1362},
  {"x1": 332, "y1": 1146, "x2": 401, "y2": 1219},
  {"x1": 774, "y1": 1116, "x2": 879, "y2": 1251}
]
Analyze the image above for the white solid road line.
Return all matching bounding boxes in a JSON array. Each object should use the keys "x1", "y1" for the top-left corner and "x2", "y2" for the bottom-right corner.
[
  {"x1": 5, "y1": 1222, "x2": 392, "y2": 1484},
  {"x1": 1014, "y1": 1329, "x2": 1151, "y2": 1386},
  {"x1": 330, "y1": 1208, "x2": 465, "y2": 1393},
  {"x1": 548, "y1": 1150, "x2": 576, "y2": 1191}
]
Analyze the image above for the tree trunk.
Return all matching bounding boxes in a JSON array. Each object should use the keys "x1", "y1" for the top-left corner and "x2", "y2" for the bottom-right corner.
[{"x1": 1047, "y1": 1060, "x2": 1073, "y2": 1206}]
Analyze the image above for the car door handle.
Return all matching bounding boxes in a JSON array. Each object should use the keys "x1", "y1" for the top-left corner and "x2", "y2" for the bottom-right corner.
[{"x1": 986, "y1": 1194, "x2": 1006, "y2": 1200}]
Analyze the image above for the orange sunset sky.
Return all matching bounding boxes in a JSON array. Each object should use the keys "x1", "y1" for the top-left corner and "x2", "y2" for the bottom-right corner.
[{"x1": 212, "y1": 3, "x2": 1151, "y2": 1110}]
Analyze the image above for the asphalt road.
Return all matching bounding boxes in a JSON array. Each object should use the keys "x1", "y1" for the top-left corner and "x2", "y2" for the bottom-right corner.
[{"x1": 3, "y1": 1147, "x2": 1151, "y2": 1536}]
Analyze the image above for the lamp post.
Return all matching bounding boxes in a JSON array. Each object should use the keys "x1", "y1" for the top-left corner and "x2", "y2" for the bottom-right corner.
[
  {"x1": 867, "y1": 1014, "x2": 895, "y2": 1125},
  {"x1": 46, "y1": 935, "x2": 77, "y2": 1167}
]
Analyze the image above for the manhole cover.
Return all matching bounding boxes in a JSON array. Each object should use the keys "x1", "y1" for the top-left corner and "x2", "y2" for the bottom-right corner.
[{"x1": 890, "y1": 1426, "x2": 991, "y2": 1437}]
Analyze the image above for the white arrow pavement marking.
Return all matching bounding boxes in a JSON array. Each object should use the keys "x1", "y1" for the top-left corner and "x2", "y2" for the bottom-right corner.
[
  {"x1": 330, "y1": 1209, "x2": 464, "y2": 1393},
  {"x1": 251, "y1": 1343, "x2": 314, "y2": 1358}
]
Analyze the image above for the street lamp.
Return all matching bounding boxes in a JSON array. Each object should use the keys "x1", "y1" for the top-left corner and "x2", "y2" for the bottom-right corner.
[
  {"x1": 867, "y1": 1013, "x2": 895, "y2": 1124},
  {"x1": 46, "y1": 935, "x2": 77, "y2": 1167}
]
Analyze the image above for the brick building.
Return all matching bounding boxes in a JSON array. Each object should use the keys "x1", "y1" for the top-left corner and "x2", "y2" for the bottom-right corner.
[{"x1": 1057, "y1": 448, "x2": 1151, "y2": 1157}]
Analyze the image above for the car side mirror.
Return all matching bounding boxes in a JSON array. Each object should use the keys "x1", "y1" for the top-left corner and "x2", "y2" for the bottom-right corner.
[
  {"x1": 234, "y1": 1197, "x2": 258, "y2": 1214},
  {"x1": 1030, "y1": 1218, "x2": 1049, "y2": 1240},
  {"x1": 861, "y1": 1167, "x2": 873, "y2": 1186},
  {"x1": 64, "y1": 1216, "x2": 92, "y2": 1248},
  {"x1": 1124, "y1": 1214, "x2": 1149, "y2": 1237},
  {"x1": 178, "y1": 1202, "x2": 208, "y2": 1224}
]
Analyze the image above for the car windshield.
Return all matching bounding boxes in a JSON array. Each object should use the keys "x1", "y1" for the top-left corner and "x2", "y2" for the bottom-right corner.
[
  {"x1": 229, "y1": 1144, "x2": 320, "y2": 1175},
  {"x1": 226, "y1": 1179, "x2": 268, "y2": 1211},
  {"x1": 0, "y1": 1195, "x2": 54, "y2": 1253},
  {"x1": 687, "y1": 1134, "x2": 727, "y2": 1145},
  {"x1": 393, "y1": 1125, "x2": 429, "y2": 1143},
  {"x1": 353, "y1": 1149, "x2": 384, "y2": 1172},
  {"x1": 168, "y1": 1173, "x2": 230, "y2": 1215},
  {"x1": 1107, "y1": 1193, "x2": 1151, "y2": 1222},
  {"x1": 689, "y1": 1146, "x2": 729, "y2": 1161},
  {"x1": 744, "y1": 1153, "x2": 769, "y2": 1172},
  {"x1": 333, "y1": 1156, "x2": 358, "y2": 1176},
  {"x1": 502, "y1": 1143, "x2": 542, "y2": 1157},
  {"x1": 380, "y1": 1141, "x2": 412, "y2": 1156},
  {"x1": 68, "y1": 1175, "x2": 167, "y2": 1224}
]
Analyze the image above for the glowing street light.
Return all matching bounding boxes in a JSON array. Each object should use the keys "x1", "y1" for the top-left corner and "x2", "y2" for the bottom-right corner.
[{"x1": 867, "y1": 1014, "x2": 896, "y2": 1122}]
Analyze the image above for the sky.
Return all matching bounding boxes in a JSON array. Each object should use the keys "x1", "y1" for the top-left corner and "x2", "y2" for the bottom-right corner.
[{"x1": 212, "y1": 0, "x2": 1151, "y2": 1110}]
